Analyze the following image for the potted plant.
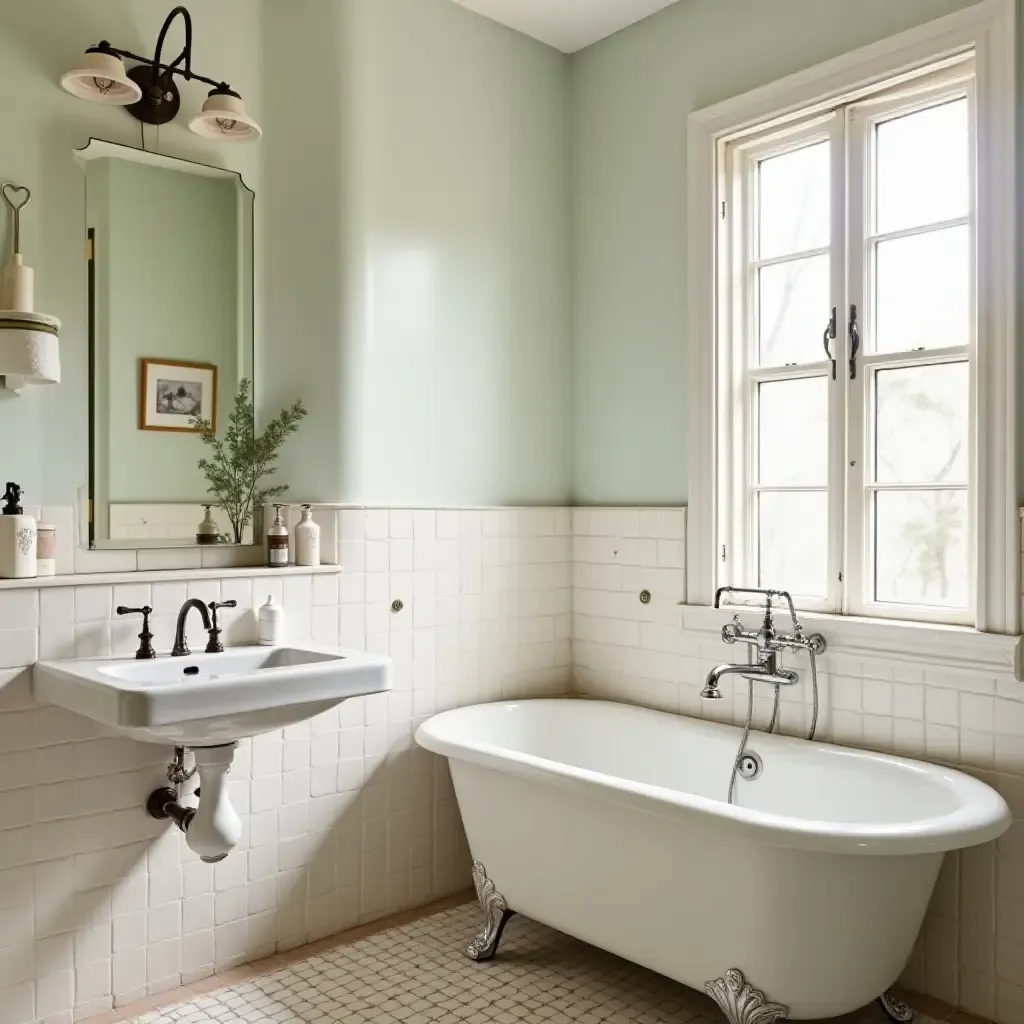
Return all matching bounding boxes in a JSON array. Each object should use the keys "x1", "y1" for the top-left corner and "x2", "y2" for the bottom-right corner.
[{"x1": 191, "y1": 378, "x2": 307, "y2": 545}]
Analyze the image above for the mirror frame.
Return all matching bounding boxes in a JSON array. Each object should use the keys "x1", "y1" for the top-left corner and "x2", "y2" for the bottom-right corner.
[{"x1": 75, "y1": 138, "x2": 256, "y2": 551}]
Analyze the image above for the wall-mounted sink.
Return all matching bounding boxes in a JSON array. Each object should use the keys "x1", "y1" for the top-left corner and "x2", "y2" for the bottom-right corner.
[{"x1": 33, "y1": 644, "x2": 392, "y2": 746}]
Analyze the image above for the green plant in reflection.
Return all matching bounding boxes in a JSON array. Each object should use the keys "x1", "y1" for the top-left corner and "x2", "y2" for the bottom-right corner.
[{"x1": 191, "y1": 379, "x2": 307, "y2": 545}]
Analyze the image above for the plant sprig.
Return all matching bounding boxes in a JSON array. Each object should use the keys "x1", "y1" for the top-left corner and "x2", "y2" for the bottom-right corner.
[{"x1": 191, "y1": 379, "x2": 307, "y2": 544}]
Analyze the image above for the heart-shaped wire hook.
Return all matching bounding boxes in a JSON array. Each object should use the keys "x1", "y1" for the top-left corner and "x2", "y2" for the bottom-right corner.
[{"x1": 2, "y1": 183, "x2": 32, "y2": 255}]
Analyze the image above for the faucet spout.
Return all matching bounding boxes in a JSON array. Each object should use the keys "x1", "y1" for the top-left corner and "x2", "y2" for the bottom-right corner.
[
  {"x1": 701, "y1": 662, "x2": 771, "y2": 699},
  {"x1": 172, "y1": 598, "x2": 212, "y2": 657}
]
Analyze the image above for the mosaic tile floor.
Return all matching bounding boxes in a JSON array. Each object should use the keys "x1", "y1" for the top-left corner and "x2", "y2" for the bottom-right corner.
[{"x1": 124, "y1": 903, "x2": 942, "y2": 1024}]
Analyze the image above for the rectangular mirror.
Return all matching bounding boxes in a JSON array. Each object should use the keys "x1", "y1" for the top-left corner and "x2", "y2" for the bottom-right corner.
[{"x1": 77, "y1": 140, "x2": 255, "y2": 549}]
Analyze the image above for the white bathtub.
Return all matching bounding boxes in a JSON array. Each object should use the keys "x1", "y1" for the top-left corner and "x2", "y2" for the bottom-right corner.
[{"x1": 416, "y1": 699, "x2": 1010, "y2": 1020}]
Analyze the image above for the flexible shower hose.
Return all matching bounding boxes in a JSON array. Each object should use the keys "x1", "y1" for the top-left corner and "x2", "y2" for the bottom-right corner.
[{"x1": 726, "y1": 646, "x2": 820, "y2": 805}]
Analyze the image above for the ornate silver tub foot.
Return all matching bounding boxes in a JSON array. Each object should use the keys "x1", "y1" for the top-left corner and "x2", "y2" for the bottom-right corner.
[
  {"x1": 465, "y1": 861, "x2": 514, "y2": 961},
  {"x1": 705, "y1": 969, "x2": 789, "y2": 1024},
  {"x1": 879, "y1": 990, "x2": 914, "y2": 1024}
]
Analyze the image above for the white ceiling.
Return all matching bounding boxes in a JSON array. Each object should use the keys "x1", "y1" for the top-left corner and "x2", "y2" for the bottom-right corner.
[{"x1": 449, "y1": 0, "x2": 680, "y2": 53}]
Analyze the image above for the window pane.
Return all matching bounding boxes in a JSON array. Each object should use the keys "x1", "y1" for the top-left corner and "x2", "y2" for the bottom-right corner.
[
  {"x1": 876, "y1": 363, "x2": 968, "y2": 484},
  {"x1": 758, "y1": 142, "x2": 829, "y2": 260},
  {"x1": 758, "y1": 254, "x2": 830, "y2": 366},
  {"x1": 758, "y1": 491, "x2": 827, "y2": 598},
  {"x1": 876, "y1": 99, "x2": 969, "y2": 235},
  {"x1": 875, "y1": 225, "x2": 969, "y2": 353},
  {"x1": 759, "y1": 378, "x2": 827, "y2": 486},
  {"x1": 875, "y1": 490, "x2": 968, "y2": 608}
]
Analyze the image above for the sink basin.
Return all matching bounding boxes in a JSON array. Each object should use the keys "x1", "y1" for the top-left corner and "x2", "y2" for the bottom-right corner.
[{"x1": 33, "y1": 644, "x2": 391, "y2": 746}]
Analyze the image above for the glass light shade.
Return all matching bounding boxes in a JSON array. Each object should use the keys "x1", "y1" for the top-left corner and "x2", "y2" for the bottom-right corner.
[
  {"x1": 189, "y1": 90, "x2": 262, "y2": 142},
  {"x1": 60, "y1": 50, "x2": 142, "y2": 105}
]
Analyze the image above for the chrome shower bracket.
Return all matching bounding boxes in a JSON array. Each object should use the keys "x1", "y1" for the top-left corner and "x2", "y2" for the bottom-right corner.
[
  {"x1": 705, "y1": 969, "x2": 788, "y2": 1024},
  {"x1": 879, "y1": 990, "x2": 915, "y2": 1023},
  {"x1": 465, "y1": 861, "x2": 514, "y2": 961}
]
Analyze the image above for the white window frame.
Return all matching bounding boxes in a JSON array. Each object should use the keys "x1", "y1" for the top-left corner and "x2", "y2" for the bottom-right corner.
[{"x1": 686, "y1": 0, "x2": 1017, "y2": 635}]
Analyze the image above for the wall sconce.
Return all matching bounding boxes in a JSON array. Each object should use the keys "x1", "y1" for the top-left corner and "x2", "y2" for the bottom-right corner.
[{"x1": 60, "y1": 5, "x2": 261, "y2": 142}]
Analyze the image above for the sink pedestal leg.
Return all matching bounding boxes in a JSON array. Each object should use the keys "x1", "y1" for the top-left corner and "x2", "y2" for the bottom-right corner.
[
  {"x1": 147, "y1": 744, "x2": 241, "y2": 864},
  {"x1": 188, "y1": 744, "x2": 242, "y2": 863}
]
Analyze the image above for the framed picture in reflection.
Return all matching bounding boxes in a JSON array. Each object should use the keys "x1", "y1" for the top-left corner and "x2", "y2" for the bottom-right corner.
[{"x1": 140, "y1": 359, "x2": 217, "y2": 433}]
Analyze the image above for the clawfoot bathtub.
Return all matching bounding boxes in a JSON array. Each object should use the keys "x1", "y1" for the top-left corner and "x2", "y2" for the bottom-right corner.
[{"x1": 416, "y1": 700, "x2": 1009, "y2": 1022}]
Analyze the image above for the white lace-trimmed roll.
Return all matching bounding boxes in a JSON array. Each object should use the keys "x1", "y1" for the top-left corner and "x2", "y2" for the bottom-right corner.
[{"x1": 0, "y1": 310, "x2": 61, "y2": 386}]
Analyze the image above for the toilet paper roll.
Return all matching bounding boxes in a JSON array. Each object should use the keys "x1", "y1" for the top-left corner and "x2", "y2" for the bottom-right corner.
[
  {"x1": 0, "y1": 312, "x2": 61, "y2": 384},
  {"x1": 0, "y1": 257, "x2": 33, "y2": 313}
]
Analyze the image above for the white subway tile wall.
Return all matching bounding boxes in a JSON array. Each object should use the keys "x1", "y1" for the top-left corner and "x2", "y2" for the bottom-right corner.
[
  {"x1": 0, "y1": 507, "x2": 571, "y2": 1024},
  {"x1": 571, "y1": 507, "x2": 1024, "y2": 1024},
  {"x1": 4, "y1": 502, "x2": 1023, "y2": 1024}
]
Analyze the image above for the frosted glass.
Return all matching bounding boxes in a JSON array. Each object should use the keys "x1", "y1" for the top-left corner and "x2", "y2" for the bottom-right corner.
[
  {"x1": 875, "y1": 363, "x2": 968, "y2": 484},
  {"x1": 758, "y1": 255, "x2": 830, "y2": 366},
  {"x1": 875, "y1": 489, "x2": 968, "y2": 608},
  {"x1": 759, "y1": 378, "x2": 828, "y2": 486},
  {"x1": 758, "y1": 142, "x2": 830, "y2": 260},
  {"x1": 875, "y1": 226, "x2": 969, "y2": 353},
  {"x1": 876, "y1": 99, "x2": 969, "y2": 234},
  {"x1": 758, "y1": 490, "x2": 827, "y2": 598}
]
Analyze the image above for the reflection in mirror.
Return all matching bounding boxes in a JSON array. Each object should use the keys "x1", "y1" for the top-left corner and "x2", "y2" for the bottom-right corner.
[{"x1": 77, "y1": 140, "x2": 254, "y2": 548}]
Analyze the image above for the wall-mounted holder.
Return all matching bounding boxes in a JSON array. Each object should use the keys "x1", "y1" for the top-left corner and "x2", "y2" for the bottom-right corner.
[{"x1": 0, "y1": 182, "x2": 61, "y2": 395}]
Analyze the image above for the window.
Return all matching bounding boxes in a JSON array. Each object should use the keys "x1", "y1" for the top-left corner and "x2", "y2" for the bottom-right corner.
[
  {"x1": 721, "y1": 63, "x2": 974, "y2": 623},
  {"x1": 687, "y1": 2, "x2": 1017, "y2": 633}
]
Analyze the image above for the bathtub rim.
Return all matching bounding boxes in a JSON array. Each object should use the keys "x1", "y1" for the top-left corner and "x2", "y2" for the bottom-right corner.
[{"x1": 416, "y1": 699, "x2": 1010, "y2": 856}]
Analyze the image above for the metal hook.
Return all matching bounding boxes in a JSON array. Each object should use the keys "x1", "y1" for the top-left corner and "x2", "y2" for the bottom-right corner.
[{"x1": 1, "y1": 183, "x2": 31, "y2": 255}]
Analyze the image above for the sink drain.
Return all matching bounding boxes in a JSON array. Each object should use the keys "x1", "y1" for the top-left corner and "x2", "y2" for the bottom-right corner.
[{"x1": 737, "y1": 751, "x2": 763, "y2": 780}]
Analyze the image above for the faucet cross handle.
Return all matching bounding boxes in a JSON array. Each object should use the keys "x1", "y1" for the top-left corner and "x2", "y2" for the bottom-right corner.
[
  {"x1": 205, "y1": 600, "x2": 238, "y2": 654},
  {"x1": 117, "y1": 605, "x2": 156, "y2": 660}
]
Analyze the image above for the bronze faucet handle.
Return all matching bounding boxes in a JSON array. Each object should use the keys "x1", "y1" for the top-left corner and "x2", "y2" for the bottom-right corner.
[
  {"x1": 205, "y1": 600, "x2": 238, "y2": 654},
  {"x1": 117, "y1": 605, "x2": 156, "y2": 660}
]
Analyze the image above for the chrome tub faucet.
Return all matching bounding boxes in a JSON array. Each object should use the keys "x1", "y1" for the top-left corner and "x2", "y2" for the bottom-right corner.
[{"x1": 701, "y1": 587, "x2": 826, "y2": 699}]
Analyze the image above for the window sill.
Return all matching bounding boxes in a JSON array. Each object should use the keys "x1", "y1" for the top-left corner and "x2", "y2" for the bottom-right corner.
[{"x1": 678, "y1": 604, "x2": 1021, "y2": 680}]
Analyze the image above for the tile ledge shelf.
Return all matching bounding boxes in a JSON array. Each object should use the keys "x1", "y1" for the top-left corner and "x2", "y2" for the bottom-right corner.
[{"x1": 0, "y1": 563, "x2": 342, "y2": 591}]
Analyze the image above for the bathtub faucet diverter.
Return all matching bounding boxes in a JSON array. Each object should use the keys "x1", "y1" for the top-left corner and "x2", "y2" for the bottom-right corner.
[{"x1": 700, "y1": 587, "x2": 825, "y2": 699}]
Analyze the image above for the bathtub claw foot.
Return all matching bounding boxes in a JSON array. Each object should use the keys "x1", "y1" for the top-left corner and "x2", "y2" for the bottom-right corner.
[
  {"x1": 466, "y1": 861, "x2": 514, "y2": 961},
  {"x1": 705, "y1": 969, "x2": 788, "y2": 1024},
  {"x1": 879, "y1": 991, "x2": 914, "y2": 1024}
]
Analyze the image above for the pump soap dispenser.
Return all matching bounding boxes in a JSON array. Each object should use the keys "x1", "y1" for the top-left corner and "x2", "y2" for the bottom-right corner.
[
  {"x1": 0, "y1": 482, "x2": 37, "y2": 578},
  {"x1": 267, "y1": 505, "x2": 290, "y2": 568}
]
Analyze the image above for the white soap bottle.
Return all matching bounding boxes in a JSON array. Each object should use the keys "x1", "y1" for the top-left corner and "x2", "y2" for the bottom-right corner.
[
  {"x1": 0, "y1": 482, "x2": 36, "y2": 579},
  {"x1": 258, "y1": 595, "x2": 283, "y2": 646},
  {"x1": 295, "y1": 504, "x2": 320, "y2": 567}
]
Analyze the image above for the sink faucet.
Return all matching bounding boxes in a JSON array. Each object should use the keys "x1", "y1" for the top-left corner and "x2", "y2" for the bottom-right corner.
[
  {"x1": 172, "y1": 599, "x2": 213, "y2": 657},
  {"x1": 172, "y1": 599, "x2": 239, "y2": 657},
  {"x1": 701, "y1": 587, "x2": 825, "y2": 699}
]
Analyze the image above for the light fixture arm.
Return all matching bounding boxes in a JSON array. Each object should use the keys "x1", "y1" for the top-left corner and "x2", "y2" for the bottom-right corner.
[
  {"x1": 92, "y1": 13, "x2": 232, "y2": 95},
  {"x1": 152, "y1": 6, "x2": 193, "y2": 82}
]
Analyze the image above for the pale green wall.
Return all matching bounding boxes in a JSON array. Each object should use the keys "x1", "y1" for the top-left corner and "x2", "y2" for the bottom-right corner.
[
  {"x1": 570, "y1": 0, "x2": 988, "y2": 505},
  {"x1": 0, "y1": 0, "x2": 262, "y2": 506},
  {"x1": 263, "y1": 0, "x2": 572, "y2": 505},
  {"x1": 3, "y1": 0, "x2": 994, "y2": 511},
  {"x1": 94, "y1": 160, "x2": 240, "y2": 503}
]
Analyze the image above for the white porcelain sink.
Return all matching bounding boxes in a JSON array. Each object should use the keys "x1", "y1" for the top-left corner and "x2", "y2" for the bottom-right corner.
[{"x1": 33, "y1": 645, "x2": 391, "y2": 746}]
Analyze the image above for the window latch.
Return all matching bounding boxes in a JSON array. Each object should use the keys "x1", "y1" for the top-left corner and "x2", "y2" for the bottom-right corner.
[
  {"x1": 822, "y1": 306, "x2": 837, "y2": 380},
  {"x1": 848, "y1": 303, "x2": 860, "y2": 380}
]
